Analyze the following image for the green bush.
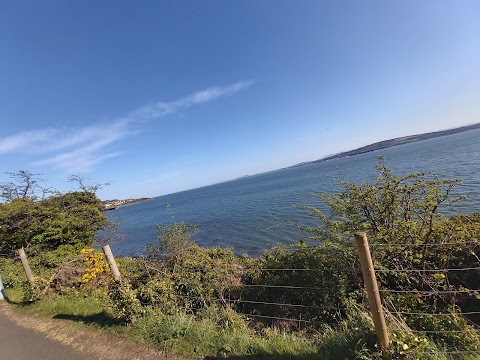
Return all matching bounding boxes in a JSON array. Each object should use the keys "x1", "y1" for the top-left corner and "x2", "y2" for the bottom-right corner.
[
  {"x1": 0, "y1": 257, "x2": 25, "y2": 288},
  {"x1": 300, "y1": 159, "x2": 480, "y2": 353},
  {"x1": 240, "y1": 242, "x2": 355, "y2": 324},
  {"x1": 0, "y1": 171, "x2": 108, "y2": 254},
  {"x1": 142, "y1": 223, "x2": 251, "y2": 311},
  {"x1": 107, "y1": 279, "x2": 143, "y2": 323}
]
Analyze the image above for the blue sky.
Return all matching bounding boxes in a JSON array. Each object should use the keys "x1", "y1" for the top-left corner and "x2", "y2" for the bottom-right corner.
[{"x1": 1, "y1": 1, "x2": 479, "y2": 199}]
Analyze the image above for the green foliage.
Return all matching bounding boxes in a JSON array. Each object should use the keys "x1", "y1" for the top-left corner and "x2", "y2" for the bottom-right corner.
[
  {"x1": 142, "y1": 222, "x2": 250, "y2": 311},
  {"x1": 0, "y1": 171, "x2": 108, "y2": 254},
  {"x1": 198, "y1": 305, "x2": 250, "y2": 333},
  {"x1": 107, "y1": 279, "x2": 143, "y2": 323},
  {"x1": 20, "y1": 280, "x2": 41, "y2": 303},
  {"x1": 31, "y1": 192, "x2": 108, "y2": 250},
  {"x1": 0, "y1": 257, "x2": 25, "y2": 288},
  {"x1": 301, "y1": 158, "x2": 480, "y2": 353},
  {"x1": 241, "y1": 242, "x2": 355, "y2": 324},
  {"x1": 305, "y1": 159, "x2": 464, "y2": 241},
  {"x1": 168, "y1": 245, "x2": 247, "y2": 307},
  {"x1": 132, "y1": 307, "x2": 319, "y2": 359},
  {"x1": 148, "y1": 221, "x2": 197, "y2": 263},
  {"x1": 0, "y1": 198, "x2": 40, "y2": 254},
  {"x1": 0, "y1": 191, "x2": 107, "y2": 254},
  {"x1": 136, "y1": 277, "x2": 177, "y2": 314},
  {"x1": 139, "y1": 244, "x2": 248, "y2": 311},
  {"x1": 31, "y1": 244, "x2": 81, "y2": 269}
]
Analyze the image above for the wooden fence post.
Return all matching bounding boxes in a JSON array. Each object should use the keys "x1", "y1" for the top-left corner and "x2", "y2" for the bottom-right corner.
[
  {"x1": 0, "y1": 273, "x2": 5, "y2": 301},
  {"x1": 355, "y1": 232, "x2": 389, "y2": 349},
  {"x1": 18, "y1": 247, "x2": 35, "y2": 287},
  {"x1": 103, "y1": 245, "x2": 121, "y2": 281}
]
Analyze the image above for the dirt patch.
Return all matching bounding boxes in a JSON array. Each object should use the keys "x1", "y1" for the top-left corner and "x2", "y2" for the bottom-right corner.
[{"x1": 0, "y1": 303, "x2": 184, "y2": 360}]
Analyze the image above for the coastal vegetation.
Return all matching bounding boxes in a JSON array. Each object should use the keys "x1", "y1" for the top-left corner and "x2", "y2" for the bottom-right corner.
[
  {"x1": 0, "y1": 171, "x2": 107, "y2": 255},
  {"x1": 1, "y1": 161, "x2": 479, "y2": 359}
]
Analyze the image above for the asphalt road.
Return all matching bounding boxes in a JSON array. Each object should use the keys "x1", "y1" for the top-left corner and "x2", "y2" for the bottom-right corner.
[{"x1": 0, "y1": 309, "x2": 95, "y2": 360}]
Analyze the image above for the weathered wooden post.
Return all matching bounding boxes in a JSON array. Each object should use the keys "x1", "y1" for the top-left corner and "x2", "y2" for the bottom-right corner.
[
  {"x1": 18, "y1": 247, "x2": 35, "y2": 287},
  {"x1": 355, "y1": 232, "x2": 389, "y2": 349},
  {"x1": 0, "y1": 273, "x2": 5, "y2": 301},
  {"x1": 103, "y1": 245, "x2": 121, "y2": 281}
]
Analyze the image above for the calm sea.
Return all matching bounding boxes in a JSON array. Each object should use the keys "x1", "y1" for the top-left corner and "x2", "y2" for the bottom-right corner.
[{"x1": 101, "y1": 129, "x2": 480, "y2": 257}]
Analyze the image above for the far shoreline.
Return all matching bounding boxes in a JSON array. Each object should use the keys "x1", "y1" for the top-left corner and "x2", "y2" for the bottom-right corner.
[{"x1": 102, "y1": 197, "x2": 152, "y2": 211}]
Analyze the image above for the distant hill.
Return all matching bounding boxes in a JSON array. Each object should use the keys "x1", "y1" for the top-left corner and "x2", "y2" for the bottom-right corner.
[{"x1": 292, "y1": 122, "x2": 480, "y2": 167}]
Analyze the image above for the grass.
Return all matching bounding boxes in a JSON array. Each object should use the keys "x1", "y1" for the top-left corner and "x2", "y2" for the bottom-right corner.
[
  {"x1": 130, "y1": 309, "x2": 322, "y2": 359},
  {"x1": 3, "y1": 277, "x2": 480, "y2": 360},
  {"x1": 3, "y1": 288, "x2": 360, "y2": 359},
  {"x1": 4, "y1": 288, "x2": 23, "y2": 303},
  {"x1": 4, "y1": 287, "x2": 480, "y2": 360}
]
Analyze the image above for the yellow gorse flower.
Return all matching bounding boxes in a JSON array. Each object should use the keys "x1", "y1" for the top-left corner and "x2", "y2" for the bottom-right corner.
[
  {"x1": 80, "y1": 247, "x2": 94, "y2": 254},
  {"x1": 80, "y1": 249, "x2": 108, "y2": 283}
]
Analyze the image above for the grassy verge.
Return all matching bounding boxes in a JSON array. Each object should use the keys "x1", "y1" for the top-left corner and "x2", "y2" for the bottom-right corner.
[
  {"x1": 5, "y1": 288, "x2": 473, "y2": 360},
  {"x1": 2, "y1": 287, "x2": 368, "y2": 359},
  {"x1": 2, "y1": 245, "x2": 479, "y2": 360},
  {"x1": 5, "y1": 292, "x2": 323, "y2": 359}
]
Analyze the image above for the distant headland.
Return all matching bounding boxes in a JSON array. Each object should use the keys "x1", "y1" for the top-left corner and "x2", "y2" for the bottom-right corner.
[
  {"x1": 291, "y1": 122, "x2": 480, "y2": 168},
  {"x1": 102, "y1": 197, "x2": 151, "y2": 211}
]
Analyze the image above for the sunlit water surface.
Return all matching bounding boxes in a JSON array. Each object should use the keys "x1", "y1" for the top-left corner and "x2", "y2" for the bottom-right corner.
[{"x1": 99, "y1": 129, "x2": 480, "y2": 256}]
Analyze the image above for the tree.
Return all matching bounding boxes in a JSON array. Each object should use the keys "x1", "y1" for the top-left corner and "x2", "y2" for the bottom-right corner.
[
  {"x1": 0, "y1": 172, "x2": 108, "y2": 254},
  {"x1": 0, "y1": 171, "x2": 45, "y2": 202},
  {"x1": 68, "y1": 175, "x2": 109, "y2": 195},
  {"x1": 30, "y1": 191, "x2": 108, "y2": 250},
  {"x1": 302, "y1": 158, "x2": 467, "y2": 246},
  {"x1": 0, "y1": 197, "x2": 40, "y2": 254},
  {"x1": 302, "y1": 159, "x2": 480, "y2": 316}
]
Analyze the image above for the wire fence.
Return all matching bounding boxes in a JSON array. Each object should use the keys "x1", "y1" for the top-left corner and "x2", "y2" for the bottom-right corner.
[
  {"x1": 370, "y1": 244, "x2": 479, "y2": 356},
  {"x1": 5, "y1": 236, "x2": 479, "y2": 357},
  {"x1": 369, "y1": 240, "x2": 480, "y2": 247},
  {"x1": 134, "y1": 282, "x2": 348, "y2": 329},
  {"x1": 129, "y1": 236, "x2": 480, "y2": 356}
]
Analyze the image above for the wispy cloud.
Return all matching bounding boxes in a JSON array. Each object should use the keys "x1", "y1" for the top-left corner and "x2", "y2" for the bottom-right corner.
[
  {"x1": 0, "y1": 80, "x2": 253, "y2": 173},
  {"x1": 132, "y1": 80, "x2": 254, "y2": 119},
  {"x1": 32, "y1": 120, "x2": 133, "y2": 172},
  {"x1": 0, "y1": 129, "x2": 58, "y2": 154}
]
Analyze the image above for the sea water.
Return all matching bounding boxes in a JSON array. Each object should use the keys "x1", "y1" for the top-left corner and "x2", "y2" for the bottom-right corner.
[{"x1": 101, "y1": 129, "x2": 480, "y2": 256}]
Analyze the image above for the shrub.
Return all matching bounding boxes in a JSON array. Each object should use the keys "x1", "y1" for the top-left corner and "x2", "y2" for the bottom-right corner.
[
  {"x1": 300, "y1": 158, "x2": 480, "y2": 351},
  {"x1": 107, "y1": 279, "x2": 143, "y2": 323},
  {"x1": 240, "y1": 242, "x2": 355, "y2": 324}
]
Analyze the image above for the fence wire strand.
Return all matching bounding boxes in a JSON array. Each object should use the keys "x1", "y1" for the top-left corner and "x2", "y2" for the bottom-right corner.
[
  {"x1": 391, "y1": 311, "x2": 480, "y2": 316},
  {"x1": 376, "y1": 266, "x2": 480, "y2": 273},
  {"x1": 138, "y1": 291, "x2": 347, "y2": 314},
  {"x1": 139, "y1": 295, "x2": 343, "y2": 326},
  {"x1": 243, "y1": 284, "x2": 355, "y2": 291},
  {"x1": 369, "y1": 240, "x2": 479, "y2": 247},
  {"x1": 410, "y1": 329, "x2": 472, "y2": 334},
  {"x1": 380, "y1": 289, "x2": 480, "y2": 294},
  {"x1": 238, "y1": 312, "x2": 326, "y2": 325},
  {"x1": 183, "y1": 267, "x2": 353, "y2": 273},
  {"x1": 410, "y1": 350, "x2": 480, "y2": 355},
  {"x1": 224, "y1": 298, "x2": 346, "y2": 311}
]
